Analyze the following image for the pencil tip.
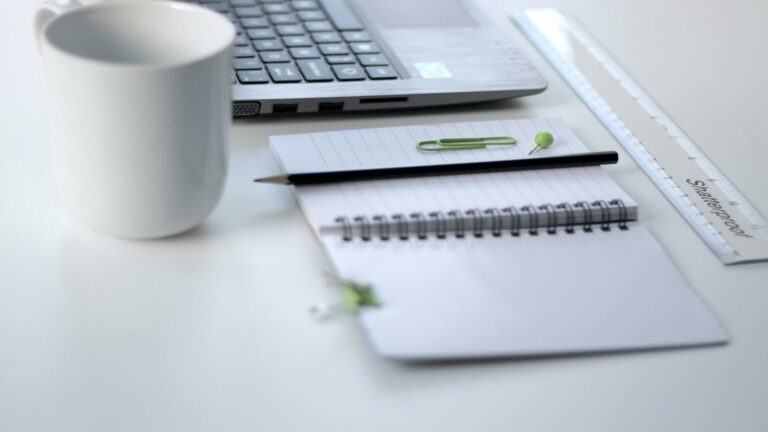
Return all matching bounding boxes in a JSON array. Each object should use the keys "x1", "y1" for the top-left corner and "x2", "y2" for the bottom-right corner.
[{"x1": 254, "y1": 174, "x2": 290, "y2": 185}]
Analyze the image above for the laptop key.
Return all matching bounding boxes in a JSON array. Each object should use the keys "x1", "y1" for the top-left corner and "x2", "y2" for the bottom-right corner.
[
  {"x1": 325, "y1": 54, "x2": 356, "y2": 64},
  {"x1": 241, "y1": 17, "x2": 270, "y2": 28},
  {"x1": 269, "y1": 14, "x2": 299, "y2": 25},
  {"x1": 275, "y1": 24, "x2": 306, "y2": 36},
  {"x1": 318, "y1": 43, "x2": 349, "y2": 55},
  {"x1": 349, "y1": 42, "x2": 379, "y2": 54},
  {"x1": 332, "y1": 64, "x2": 365, "y2": 80},
  {"x1": 319, "y1": 0, "x2": 363, "y2": 31},
  {"x1": 292, "y1": 1, "x2": 319, "y2": 10},
  {"x1": 247, "y1": 28, "x2": 277, "y2": 39},
  {"x1": 289, "y1": 47, "x2": 321, "y2": 59},
  {"x1": 260, "y1": 50, "x2": 291, "y2": 63},
  {"x1": 282, "y1": 35, "x2": 313, "y2": 47},
  {"x1": 357, "y1": 54, "x2": 389, "y2": 66},
  {"x1": 254, "y1": 39, "x2": 284, "y2": 51},
  {"x1": 235, "y1": 6, "x2": 262, "y2": 17},
  {"x1": 234, "y1": 34, "x2": 250, "y2": 46},
  {"x1": 311, "y1": 32, "x2": 340, "y2": 43},
  {"x1": 233, "y1": 46, "x2": 257, "y2": 57},
  {"x1": 263, "y1": 3, "x2": 291, "y2": 14},
  {"x1": 296, "y1": 59, "x2": 334, "y2": 82},
  {"x1": 297, "y1": 10, "x2": 325, "y2": 21},
  {"x1": 341, "y1": 31, "x2": 370, "y2": 42},
  {"x1": 234, "y1": 58, "x2": 264, "y2": 70},
  {"x1": 237, "y1": 70, "x2": 269, "y2": 84},
  {"x1": 267, "y1": 64, "x2": 303, "y2": 82},
  {"x1": 230, "y1": 0, "x2": 257, "y2": 6},
  {"x1": 365, "y1": 66, "x2": 397, "y2": 79},
  {"x1": 304, "y1": 21, "x2": 333, "y2": 32}
]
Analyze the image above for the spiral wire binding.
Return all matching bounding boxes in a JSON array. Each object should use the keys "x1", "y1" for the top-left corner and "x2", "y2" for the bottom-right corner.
[
  {"x1": 610, "y1": 199, "x2": 629, "y2": 230},
  {"x1": 410, "y1": 212, "x2": 428, "y2": 239},
  {"x1": 539, "y1": 203, "x2": 558, "y2": 234},
  {"x1": 334, "y1": 216, "x2": 353, "y2": 241},
  {"x1": 334, "y1": 200, "x2": 630, "y2": 241},
  {"x1": 574, "y1": 201, "x2": 593, "y2": 232},
  {"x1": 429, "y1": 211, "x2": 447, "y2": 239},
  {"x1": 556, "y1": 202, "x2": 576, "y2": 233},
  {"x1": 592, "y1": 200, "x2": 612, "y2": 231},
  {"x1": 467, "y1": 208, "x2": 484, "y2": 237},
  {"x1": 502, "y1": 206, "x2": 522, "y2": 236},
  {"x1": 521, "y1": 205, "x2": 540, "y2": 235},
  {"x1": 372, "y1": 214, "x2": 390, "y2": 240},
  {"x1": 484, "y1": 208, "x2": 503, "y2": 237},
  {"x1": 353, "y1": 215, "x2": 372, "y2": 241},
  {"x1": 448, "y1": 210, "x2": 466, "y2": 238},
  {"x1": 392, "y1": 214, "x2": 409, "y2": 240}
]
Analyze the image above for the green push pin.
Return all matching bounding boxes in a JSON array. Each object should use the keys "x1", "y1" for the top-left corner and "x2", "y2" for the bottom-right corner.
[{"x1": 528, "y1": 131, "x2": 554, "y2": 155}]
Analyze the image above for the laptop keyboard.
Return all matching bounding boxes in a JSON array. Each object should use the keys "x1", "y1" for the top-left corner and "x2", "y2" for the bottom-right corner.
[{"x1": 187, "y1": 0, "x2": 401, "y2": 84}]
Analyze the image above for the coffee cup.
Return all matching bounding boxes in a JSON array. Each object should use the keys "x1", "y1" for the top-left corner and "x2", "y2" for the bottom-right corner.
[{"x1": 35, "y1": 0, "x2": 235, "y2": 239}]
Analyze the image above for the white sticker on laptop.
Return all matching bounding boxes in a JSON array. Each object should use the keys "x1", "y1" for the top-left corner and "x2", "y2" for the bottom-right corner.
[{"x1": 413, "y1": 62, "x2": 452, "y2": 79}]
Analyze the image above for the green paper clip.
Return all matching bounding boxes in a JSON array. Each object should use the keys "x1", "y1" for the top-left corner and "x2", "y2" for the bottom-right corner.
[{"x1": 416, "y1": 136, "x2": 518, "y2": 152}]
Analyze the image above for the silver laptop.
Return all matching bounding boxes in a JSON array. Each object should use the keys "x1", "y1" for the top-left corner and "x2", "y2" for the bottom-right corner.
[{"x1": 190, "y1": 0, "x2": 547, "y2": 116}]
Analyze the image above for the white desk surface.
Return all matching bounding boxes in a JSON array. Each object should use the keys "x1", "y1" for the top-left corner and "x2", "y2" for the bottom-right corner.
[{"x1": 2, "y1": 0, "x2": 767, "y2": 430}]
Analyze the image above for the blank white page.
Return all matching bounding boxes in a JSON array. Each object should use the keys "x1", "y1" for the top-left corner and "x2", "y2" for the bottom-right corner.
[
  {"x1": 269, "y1": 118, "x2": 635, "y2": 231},
  {"x1": 323, "y1": 225, "x2": 728, "y2": 360}
]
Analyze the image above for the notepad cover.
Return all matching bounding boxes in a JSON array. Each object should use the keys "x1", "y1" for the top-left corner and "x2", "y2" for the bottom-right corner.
[{"x1": 323, "y1": 225, "x2": 728, "y2": 360}]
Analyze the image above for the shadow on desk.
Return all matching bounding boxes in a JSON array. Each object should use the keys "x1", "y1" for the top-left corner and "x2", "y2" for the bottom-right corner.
[{"x1": 390, "y1": 341, "x2": 727, "y2": 370}]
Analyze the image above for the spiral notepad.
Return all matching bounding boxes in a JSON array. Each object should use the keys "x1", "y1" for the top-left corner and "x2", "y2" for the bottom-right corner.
[{"x1": 270, "y1": 119, "x2": 728, "y2": 360}]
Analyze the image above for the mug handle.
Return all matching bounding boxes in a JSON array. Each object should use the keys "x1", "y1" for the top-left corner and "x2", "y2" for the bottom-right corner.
[{"x1": 34, "y1": 0, "x2": 85, "y2": 52}]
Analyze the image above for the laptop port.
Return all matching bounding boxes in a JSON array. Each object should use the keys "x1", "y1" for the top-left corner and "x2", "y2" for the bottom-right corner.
[
  {"x1": 233, "y1": 102, "x2": 261, "y2": 117},
  {"x1": 272, "y1": 103, "x2": 299, "y2": 113},
  {"x1": 359, "y1": 97, "x2": 409, "y2": 104},
  {"x1": 318, "y1": 102, "x2": 344, "y2": 112}
]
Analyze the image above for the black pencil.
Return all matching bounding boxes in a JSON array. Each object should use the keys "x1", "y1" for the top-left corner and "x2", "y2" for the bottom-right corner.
[{"x1": 255, "y1": 151, "x2": 619, "y2": 186}]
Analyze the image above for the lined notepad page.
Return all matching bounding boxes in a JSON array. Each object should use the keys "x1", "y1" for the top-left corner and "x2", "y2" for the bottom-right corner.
[{"x1": 270, "y1": 118, "x2": 635, "y2": 230}]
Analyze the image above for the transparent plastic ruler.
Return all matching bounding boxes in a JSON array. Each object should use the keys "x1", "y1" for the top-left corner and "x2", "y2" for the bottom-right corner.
[{"x1": 512, "y1": 8, "x2": 768, "y2": 264}]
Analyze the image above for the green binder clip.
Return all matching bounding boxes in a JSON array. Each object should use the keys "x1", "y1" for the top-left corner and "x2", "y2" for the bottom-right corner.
[
  {"x1": 341, "y1": 281, "x2": 381, "y2": 313},
  {"x1": 416, "y1": 136, "x2": 518, "y2": 152},
  {"x1": 310, "y1": 272, "x2": 381, "y2": 319}
]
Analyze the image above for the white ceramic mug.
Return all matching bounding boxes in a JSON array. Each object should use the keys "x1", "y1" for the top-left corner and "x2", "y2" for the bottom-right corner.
[{"x1": 35, "y1": 0, "x2": 235, "y2": 239}]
